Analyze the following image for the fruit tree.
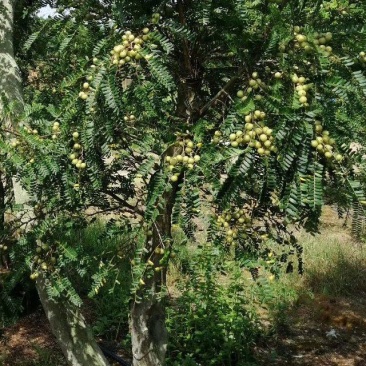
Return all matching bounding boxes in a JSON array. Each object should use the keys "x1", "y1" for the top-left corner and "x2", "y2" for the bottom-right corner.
[{"x1": 2, "y1": 0, "x2": 366, "y2": 365}]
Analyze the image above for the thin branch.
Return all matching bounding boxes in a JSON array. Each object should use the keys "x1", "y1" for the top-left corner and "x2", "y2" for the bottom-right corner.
[
  {"x1": 104, "y1": 191, "x2": 143, "y2": 216},
  {"x1": 177, "y1": 0, "x2": 192, "y2": 75},
  {"x1": 196, "y1": 68, "x2": 245, "y2": 122}
]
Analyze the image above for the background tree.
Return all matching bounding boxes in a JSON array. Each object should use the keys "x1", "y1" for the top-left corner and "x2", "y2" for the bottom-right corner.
[
  {"x1": 0, "y1": 1, "x2": 111, "y2": 364},
  {"x1": 3, "y1": 1, "x2": 366, "y2": 365},
  {"x1": 0, "y1": 0, "x2": 23, "y2": 255}
]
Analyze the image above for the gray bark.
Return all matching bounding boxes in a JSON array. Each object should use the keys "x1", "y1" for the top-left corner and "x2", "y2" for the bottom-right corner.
[
  {"x1": 0, "y1": 0, "x2": 20, "y2": 272},
  {"x1": 37, "y1": 275, "x2": 111, "y2": 366},
  {"x1": 0, "y1": 2, "x2": 110, "y2": 365},
  {"x1": 130, "y1": 175, "x2": 180, "y2": 366},
  {"x1": 130, "y1": 293, "x2": 167, "y2": 366},
  {"x1": 0, "y1": 0, "x2": 23, "y2": 115}
]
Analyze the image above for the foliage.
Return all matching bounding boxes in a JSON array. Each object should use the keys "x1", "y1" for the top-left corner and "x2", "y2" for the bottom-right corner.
[
  {"x1": 3, "y1": 0, "x2": 366, "y2": 362},
  {"x1": 166, "y1": 244, "x2": 259, "y2": 366}
]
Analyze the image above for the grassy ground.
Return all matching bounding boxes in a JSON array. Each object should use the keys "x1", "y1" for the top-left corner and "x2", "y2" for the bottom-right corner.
[{"x1": 253, "y1": 206, "x2": 366, "y2": 365}]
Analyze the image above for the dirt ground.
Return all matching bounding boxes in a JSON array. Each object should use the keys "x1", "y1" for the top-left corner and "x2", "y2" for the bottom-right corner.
[
  {"x1": 1, "y1": 296, "x2": 366, "y2": 365},
  {"x1": 255, "y1": 206, "x2": 366, "y2": 366},
  {"x1": 255, "y1": 294, "x2": 366, "y2": 365},
  {"x1": 0, "y1": 308, "x2": 65, "y2": 365},
  {"x1": 0, "y1": 308, "x2": 127, "y2": 366}
]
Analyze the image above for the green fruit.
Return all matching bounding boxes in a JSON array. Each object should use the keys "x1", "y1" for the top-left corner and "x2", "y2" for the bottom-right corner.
[
  {"x1": 274, "y1": 72, "x2": 282, "y2": 79},
  {"x1": 335, "y1": 154, "x2": 343, "y2": 162},
  {"x1": 245, "y1": 115, "x2": 252, "y2": 123},
  {"x1": 249, "y1": 79, "x2": 257, "y2": 87},
  {"x1": 296, "y1": 34, "x2": 307, "y2": 43},
  {"x1": 324, "y1": 151, "x2": 332, "y2": 158},
  {"x1": 299, "y1": 96, "x2": 307, "y2": 104},
  {"x1": 259, "y1": 134, "x2": 268, "y2": 142}
]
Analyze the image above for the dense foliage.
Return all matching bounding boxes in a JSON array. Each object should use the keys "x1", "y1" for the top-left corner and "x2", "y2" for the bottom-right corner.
[{"x1": 2, "y1": 0, "x2": 366, "y2": 364}]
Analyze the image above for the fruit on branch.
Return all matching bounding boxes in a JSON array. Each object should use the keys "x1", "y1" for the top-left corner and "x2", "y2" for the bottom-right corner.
[
  {"x1": 311, "y1": 120, "x2": 342, "y2": 162},
  {"x1": 216, "y1": 110, "x2": 276, "y2": 156},
  {"x1": 292, "y1": 74, "x2": 311, "y2": 106},
  {"x1": 165, "y1": 138, "x2": 201, "y2": 180},
  {"x1": 110, "y1": 28, "x2": 152, "y2": 67}
]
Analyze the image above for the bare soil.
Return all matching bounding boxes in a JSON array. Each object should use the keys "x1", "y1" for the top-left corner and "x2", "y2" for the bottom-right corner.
[
  {"x1": 255, "y1": 294, "x2": 366, "y2": 365},
  {"x1": 0, "y1": 308, "x2": 65, "y2": 365}
]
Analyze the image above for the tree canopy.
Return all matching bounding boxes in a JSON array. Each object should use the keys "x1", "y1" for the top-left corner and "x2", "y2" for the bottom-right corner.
[{"x1": 2, "y1": 0, "x2": 366, "y2": 365}]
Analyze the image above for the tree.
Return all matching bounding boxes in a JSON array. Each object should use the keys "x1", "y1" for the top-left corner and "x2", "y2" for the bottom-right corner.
[
  {"x1": 0, "y1": 0, "x2": 23, "y2": 256},
  {"x1": 1, "y1": 1, "x2": 111, "y2": 365},
  {"x1": 5, "y1": 1, "x2": 366, "y2": 365}
]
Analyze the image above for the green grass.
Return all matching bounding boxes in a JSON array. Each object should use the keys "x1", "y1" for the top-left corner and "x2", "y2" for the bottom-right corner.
[
  {"x1": 243, "y1": 214, "x2": 366, "y2": 332},
  {"x1": 298, "y1": 230, "x2": 366, "y2": 297}
]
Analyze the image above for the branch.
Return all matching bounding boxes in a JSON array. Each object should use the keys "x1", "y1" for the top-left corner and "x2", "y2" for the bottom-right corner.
[
  {"x1": 104, "y1": 191, "x2": 143, "y2": 216},
  {"x1": 196, "y1": 68, "x2": 245, "y2": 121},
  {"x1": 177, "y1": 0, "x2": 192, "y2": 75}
]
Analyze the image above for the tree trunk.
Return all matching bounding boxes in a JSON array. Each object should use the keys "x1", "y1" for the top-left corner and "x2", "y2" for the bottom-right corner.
[
  {"x1": 130, "y1": 179, "x2": 179, "y2": 366},
  {"x1": 1, "y1": 3, "x2": 110, "y2": 365},
  {"x1": 0, "y1": 0, "x2": 23, "y2": 115},
  {"x1": 130, "y1": 296, "x2": 167, "y2": 366},
  {"x1": 0, "y1": 0, "x2": 23, "y2": 270},
  {"x1": 37, "y1": 275, "x2": 111, "y2": 366}
]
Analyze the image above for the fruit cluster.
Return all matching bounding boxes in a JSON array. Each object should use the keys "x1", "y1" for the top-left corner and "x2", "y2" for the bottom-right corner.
[
  {"x1": 10, "y1": 139, "x2": 20, "y2": 148},
  {"x1": 313, "y1": 31, "x2": 333, "y2": 56},
  {"x1": 23, "y1": 126, "x2": 39, "y2": 136},
  {"x1": 51, "y1": 121, "x2": 61, "y2": 140},
  {"x1": 151, "y1": 13, "x2": 160, "y2": 24},
  {"x1": 30, "y1": 243, "x2": 57, "y2": 280},
  {"x1": 236, "y1": 72, "x2": 265, "y2": 102},
  {"x1": 293, "y1": 27, "x2": 333, "y2": 57},
  {"x1": 165, "y1": 139, "x2": 201, "y2": 182},
  {"x1": 311, "y1": 121, "x2": 343, "y2": 162},
  {"x1": 291, "y1": 74, "x2": 311, "y2": 106},
  {"x1": 214, "y1": 110, "x2": 276, "y2": 156},
  {"x1": 69, "y1": 132, "x2": 87, "y2": 169},
  {"x1": 216, "y1": 208, "x2": 252, "y2": 245},
  {"x1": 293, "y1": 27, "x2": 312, "y2": 53},
  {"x1": 110, "y1": 28, "x2": 151, "y2": 67},
  {"x1": 78, "y1": 81, "x2": 91, "y2": 100},
  {"x1": 124, "y1": 114, "x2": 136, "y2": 123}
]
